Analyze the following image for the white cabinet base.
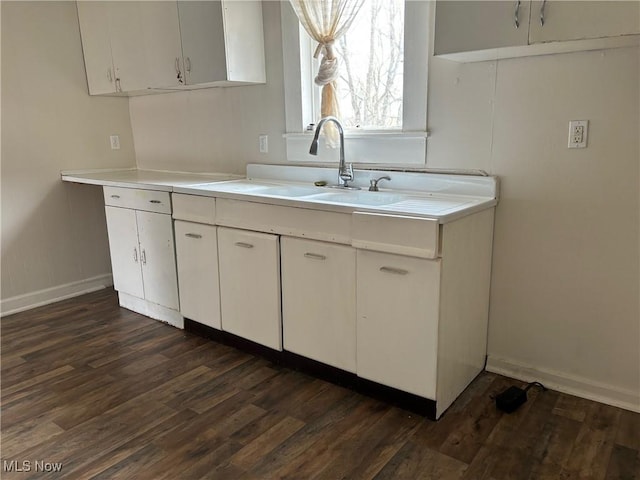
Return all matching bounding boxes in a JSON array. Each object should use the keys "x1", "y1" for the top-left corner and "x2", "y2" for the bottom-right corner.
[{"x1": 119, "y1": 292, "x2": 184, "y2": 329}]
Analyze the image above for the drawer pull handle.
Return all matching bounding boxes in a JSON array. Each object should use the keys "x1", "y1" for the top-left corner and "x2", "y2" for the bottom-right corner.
[
  {"x1": 133, "y1": 248, "x2": 138, "y2": 263},
  {"x1": 185, "y1": 233, "x2": 202, "y2": 239},
  {"x1": 234, "y1": 242, "x2": 254, "y2": 249},
  {"x1": 304, "y1": 252, "x2": 326, "y2": 261},
  {"x1": 149, "y1": 200, "x2": 162, "y2": 204},
  {"x1": 380, "y1": 266, "x2": 408, "y2": 275},
  {"x1": 111, "y1": 195, "x2": 121, "y2": 199},
  {"x1": 141, "y1": 249, "x2": 147, "y2": 265}
]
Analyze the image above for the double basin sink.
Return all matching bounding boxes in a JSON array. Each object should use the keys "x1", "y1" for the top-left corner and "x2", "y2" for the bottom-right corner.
[
  {"x1": 201, "y1": 180, "x2": 407, "y2": 207},
  {"x1": 181, "y1": 178, "x2": 496, "y2": 221}
]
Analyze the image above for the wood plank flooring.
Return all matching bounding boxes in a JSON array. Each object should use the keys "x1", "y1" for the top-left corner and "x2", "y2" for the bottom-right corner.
[{"x1": 1, "y1": 288, "x2": 638, "y2": 479}]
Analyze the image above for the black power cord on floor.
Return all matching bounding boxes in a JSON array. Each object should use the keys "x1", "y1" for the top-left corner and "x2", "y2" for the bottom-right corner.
[{"x1": 495, "y1": 381, "x2": 548, "y2": 413}]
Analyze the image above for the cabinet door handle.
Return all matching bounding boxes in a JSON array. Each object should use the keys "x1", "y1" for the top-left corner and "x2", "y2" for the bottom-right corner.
[
  {"x1": 539, "y1": 0, "x2": 547, "y2": 26},
  {"x1": 304, "y1": 252, "x2": 326, "y2": 261},
  {"x1": 149, "y1": 200, "x2": 162, "y2": 204},
  {"x1": 514, "y1": 0, "x2": 521, "y2": 28},
  {"x1": 379, "y1": 266, "x2": 408, "y2": 275},
  {"x1": 141, "y1": 249, "x2": 147, "y2": 265},
  {"x1": 185, "y1": 233, "x2": 202, "y2": 239},
  {"x1": 185, "y1": 57, "x2": 191, "y2": 73},
  {"x1": 110, "y1": 194, "x2": 120, "y2": 199},
  {"x1": 234, "y1": 242, "x2": 254, "y2": 249},
  {"x1": 115, "y1": 77, "x2": 122, "y2": 93},
  {"x1": 175, "y1": 57, "x2": 184, "y2": 84},
  {"x1": 107, "y1": 67, "x2": 113, "y2": 83},
  {"x1": 133, "y1": 248, "x2": 138, "y2": 263}
]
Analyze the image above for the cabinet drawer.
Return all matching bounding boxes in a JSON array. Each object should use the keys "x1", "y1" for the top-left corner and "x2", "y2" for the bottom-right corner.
[
  {"x1": 104, "y1": 186, "x2": 171, "y2": 214},
  {"x1": 216, "y1": 198, "x2": 351, "y2": 244},
  {"x1": 352, "y1": 212, "x2": 440, "y2": 259},
  {"x1": 172, "y1": 194, "x2": 216, "y2": 224}
]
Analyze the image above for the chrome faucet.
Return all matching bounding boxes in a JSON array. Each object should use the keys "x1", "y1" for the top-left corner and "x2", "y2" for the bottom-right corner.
[
  {"x1": 369, "y1": 175, "x2": 391, "y2": 191},
  {"x1": 309, "y1": 116, "x2": 354, "y2": 188}
]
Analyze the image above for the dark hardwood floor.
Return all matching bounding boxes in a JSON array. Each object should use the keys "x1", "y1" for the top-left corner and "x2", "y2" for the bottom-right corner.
[{"x1": 1, "y1": 288, "x2": 638, "y2": 479}]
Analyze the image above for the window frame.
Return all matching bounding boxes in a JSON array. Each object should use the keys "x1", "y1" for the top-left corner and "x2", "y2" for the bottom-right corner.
[{"x1": 281, "y1": 0, "x2": 431, "y2": 166}]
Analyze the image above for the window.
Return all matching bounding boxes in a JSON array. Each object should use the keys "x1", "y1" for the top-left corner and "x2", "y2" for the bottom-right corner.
[
  {"x1": 282, "y1": 0, "x2": 431, "y2": 165},
  {"x1": 332, "y1": 0, "x2": 405, "y2": 130}
]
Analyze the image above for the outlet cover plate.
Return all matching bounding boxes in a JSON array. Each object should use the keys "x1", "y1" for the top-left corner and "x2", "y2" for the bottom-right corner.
[{"x1": 568, "y1": 120, "x2": 588, "y2": 149}]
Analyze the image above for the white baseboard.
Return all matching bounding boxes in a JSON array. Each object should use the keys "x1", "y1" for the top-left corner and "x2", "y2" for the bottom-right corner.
[
  {"x1": 1, "y1": 274, "x2": 113, "y2": 317},
  {"x1": 486, "y1": 355, "x2": 640, "y2": 413}
]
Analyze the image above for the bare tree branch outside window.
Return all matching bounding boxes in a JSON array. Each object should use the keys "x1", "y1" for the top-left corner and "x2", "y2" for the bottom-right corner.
[{"x1": 334, "y1": 0, "x2": 404, "y2": 130}]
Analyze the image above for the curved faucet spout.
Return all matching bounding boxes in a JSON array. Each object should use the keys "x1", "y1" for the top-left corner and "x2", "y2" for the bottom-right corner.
[{"x1": 308, "y1": 116, "x2": 353, "y2": 187}]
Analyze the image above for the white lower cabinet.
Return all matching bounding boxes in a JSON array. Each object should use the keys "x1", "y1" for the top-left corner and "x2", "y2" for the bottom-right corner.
[
  {"x1": 217, "y1": 227, "x2": 282, "y2": 350},
  {"x1": 281, "y1": 237, "x2": 356, "y2": 372},
  {"x1": 105, "y1": 206, "x2": 145, "y2": 299},
  {"x1": 105, "y1": 206, "x2": 179, "y2": 310},
  {"x1": 174, "y1": 221, "x2": 221, "y2": 329},
  {"x1": 356, "y1": 250, "x2": 441, "y2": 400}
]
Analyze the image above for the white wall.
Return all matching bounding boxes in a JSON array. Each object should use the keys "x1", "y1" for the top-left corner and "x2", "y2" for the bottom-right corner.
[
  {"x1": 128, "y1": 2, "x2": 639, "y2": 410},
  {"x1": 428, "y1": 49, "x2": 639, "y2": 410},
  {"x1": 1, "y1": 1, "x2": 136, "y2": 314}
]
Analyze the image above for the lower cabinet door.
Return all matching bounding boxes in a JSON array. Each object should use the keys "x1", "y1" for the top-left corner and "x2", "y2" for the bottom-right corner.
[
  {"x1": 174, "y1": 221, "x2": 221, "y2": 329},
  {"x1": 281, "y1": 237, "x2": 356, "y2": 372},
  {"x1": 356, "y1": 250, "x2": 440, "y2": 399},
  {"x1": 217, "y1": 227, "x2": 282, "y2": 350},
  {"x1": 136, "y1": 210, "x2": 180, "y2": 310},
  {"x1": 105, "y1": 206, "x2": 144, "y2": 299}
]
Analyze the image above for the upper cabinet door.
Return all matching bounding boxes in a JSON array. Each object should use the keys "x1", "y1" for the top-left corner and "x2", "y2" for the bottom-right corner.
[
  {"x1": 529, "y1": 1, "x2": 640, "y2": 44},
  {"x1": 178, "y1": 1, "x2": 228, "y2": 84},
  {"x1": 107, "y1": 2, "x2": 148, "y2": 92},
  {"x1": 138, "y1": 2, "x2": 184, "y2": 89},
  {"x1": 76, "y1": 2, "x2": 115, "y2": 95},
  {"x1": 434, "y1": 1, "x2": 531, "y2": 55}
]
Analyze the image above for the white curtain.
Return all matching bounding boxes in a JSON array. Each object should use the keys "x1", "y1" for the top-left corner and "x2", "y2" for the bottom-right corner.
[{"x1": 289, "y1": 0, "x2": 364, "y2": 146}]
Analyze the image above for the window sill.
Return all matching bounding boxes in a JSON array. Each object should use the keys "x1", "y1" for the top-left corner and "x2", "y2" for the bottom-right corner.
[{"x1": 283, "y1": 130, "x2": 429, "y2": 140}]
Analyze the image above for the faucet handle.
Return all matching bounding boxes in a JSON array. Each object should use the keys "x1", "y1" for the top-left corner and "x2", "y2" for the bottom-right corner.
[{"x1": 369, "y1": 175, "x2": 391, "y2": 191}]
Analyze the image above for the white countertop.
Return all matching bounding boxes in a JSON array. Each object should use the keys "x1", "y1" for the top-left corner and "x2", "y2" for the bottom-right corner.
[
  {"x1": 61, "y1": 165, "x2": 498, "y2": 223},
  {"x1": 61, "y1": 168, "x2": 240, "y2": 191}
]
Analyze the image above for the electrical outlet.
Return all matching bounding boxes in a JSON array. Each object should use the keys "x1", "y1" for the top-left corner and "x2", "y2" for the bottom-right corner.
[
  {"x1": 259, "y1": 134, "x2": 268, "y2": 153},
  {"x1": 568, "y1": 120, "x2": 588, "y2": 149},
  {"x1": 110, "y1": 135, "x2": 121, "y2": 150}
]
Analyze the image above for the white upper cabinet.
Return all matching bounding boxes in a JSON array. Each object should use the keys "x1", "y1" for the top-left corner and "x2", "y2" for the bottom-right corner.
[
  {"x1": 434, "y1": 0, "x2": 640, "y2": 62},
  {"x1": 434, "y1": 1, "x2": 531, "y2": 55},
  {"x1": 176, "y1": 1, "x2": 265, "y2": 86},
  {"x1": 138, "y1": 2, "x2": 184, "y2": 89},
  {"x1": 528, "y1": 0, "x2": 640, "y2": 43},
  {"x1": 107, "y1": 2, "x2": 149, "y2": 93},
  {"x1": 177, "y1": 1, "x2": 228, "y2": 86},
  {"x1": 76, "y1": 0, "x2": 266, "y2": 95},
  {"x1": 76, "y1": 2, "x2": 116, "y2": 95}
]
